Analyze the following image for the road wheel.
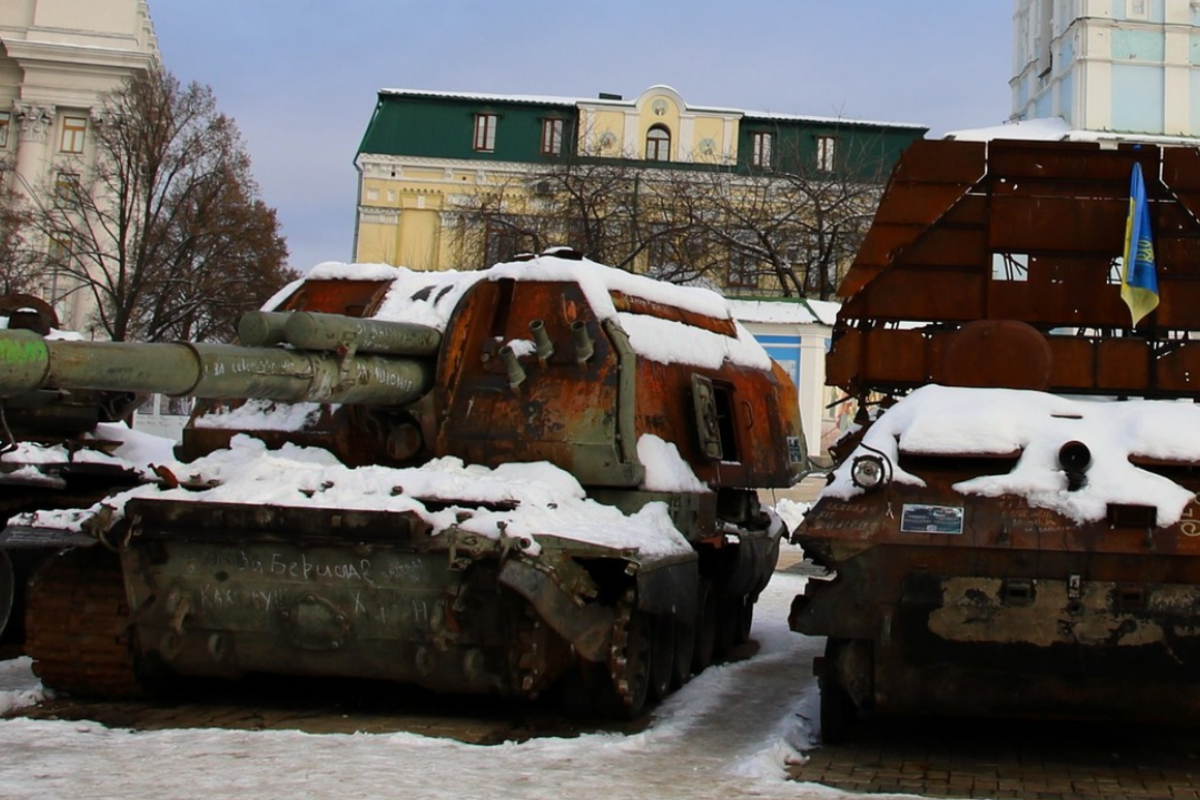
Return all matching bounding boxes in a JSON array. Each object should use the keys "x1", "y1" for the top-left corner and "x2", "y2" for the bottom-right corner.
[
  {"x1": 713, "y1": 592, "x2": 739, "y2": 661},
  {"x1": 0, "y1": 551, "x2": 12, "y2": 644},
  {"x1": 690, "y1": 577, "x2": 717, "y2": 674},
  {"x1": 600, "y1": 587, "x2": 650, "y2": 720},
  {"x1": 670, "y1": 613, "x2": 694, "y2": 689},
  {"x1": 648, "y1": 612, "x2": 675, "y2": 702},
  {"x1": 819, "y1": 639, "x2": 858, "y2": 744},
  {"x1": 735, "y1": 594, "x2": 754, "y2": 645}
]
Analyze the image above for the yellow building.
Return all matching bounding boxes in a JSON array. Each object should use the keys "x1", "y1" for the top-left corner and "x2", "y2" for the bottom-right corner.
[{"x1": 354, "y1": 85, "x2": 925, "y2": 292}]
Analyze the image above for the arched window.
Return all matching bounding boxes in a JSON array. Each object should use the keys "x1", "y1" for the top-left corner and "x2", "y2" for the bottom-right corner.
[{"x1": 645, "y1": 125, "x2": 671, "y2": 162}]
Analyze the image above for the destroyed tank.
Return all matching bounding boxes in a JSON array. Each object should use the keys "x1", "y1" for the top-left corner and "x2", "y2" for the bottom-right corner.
[
  {"x1": 790, "y1": 138, "x2": 1200, "y2": 740},
  {"x1": 0, "y1": 294, "x2": 154, "y2": 647},
  {"x1": 1, "y1": 251, "x2": 805, "y2": 716}
]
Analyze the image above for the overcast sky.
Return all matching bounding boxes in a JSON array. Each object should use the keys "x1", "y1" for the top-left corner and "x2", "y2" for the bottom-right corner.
[{"x1": 148, "y1": 1, "x2": 1015, "y2": 273}]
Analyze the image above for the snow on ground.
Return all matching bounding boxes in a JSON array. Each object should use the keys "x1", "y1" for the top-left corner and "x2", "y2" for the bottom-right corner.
[{"x1": 0, "y1": 572, "x2": 907, "y2": 800}]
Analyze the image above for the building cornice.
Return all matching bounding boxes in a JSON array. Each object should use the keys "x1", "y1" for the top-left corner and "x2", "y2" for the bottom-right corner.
[{"x1": 2, "y1": 37, "x2": 158, "y2": 73}]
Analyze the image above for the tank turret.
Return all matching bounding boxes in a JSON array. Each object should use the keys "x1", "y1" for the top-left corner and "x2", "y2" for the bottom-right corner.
[{"x1": 6, "y1": 252, "x2": 805, "y2": 718}]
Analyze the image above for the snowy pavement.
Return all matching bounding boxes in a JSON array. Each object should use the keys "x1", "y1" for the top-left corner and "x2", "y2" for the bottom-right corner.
[{"x1": 0, "y1": 560, "x2": 907, "y2": 800}]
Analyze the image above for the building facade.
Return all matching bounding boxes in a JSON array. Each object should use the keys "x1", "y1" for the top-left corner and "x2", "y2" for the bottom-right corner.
[
  {"x1": 353, "y1": 85, "x2": 925, "y2": 294},
  {"x1": 0, "y1": 0, "x2": 159, "y2": 330},
  {"x1": 728, "y1": 297, "x2": 842, "y2": 460},
  {"x1": 1013, "y1": 0, "x2": 1200, "y2": 137}
]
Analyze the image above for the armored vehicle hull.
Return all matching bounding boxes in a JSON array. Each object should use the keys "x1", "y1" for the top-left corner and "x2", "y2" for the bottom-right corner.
[
  {"x1": 6, "y1": 252, "x2": 803, "y2": 717},
  {"x1": 791, "y1": 139, "x2": 1200, "y2": 739}
]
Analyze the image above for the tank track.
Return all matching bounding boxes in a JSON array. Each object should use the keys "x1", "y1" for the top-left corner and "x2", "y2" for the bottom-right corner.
[{"x1": 25, "y1": 547, "x2": 144, "y2": 699}]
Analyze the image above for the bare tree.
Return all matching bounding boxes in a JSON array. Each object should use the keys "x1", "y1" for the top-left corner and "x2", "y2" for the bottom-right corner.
[
  {"x1": 0, "y1": 173, "x2": 41, "y2": 295},
  {"x1": 665, "y1": 132, "x2": 891, "y2": 299},
  {"x1": 448, "y1": 149, "x2": 697, "y2": 279},
  {"x1": 28, "y1": 68, "x2": 294, "y2": 341},
  {"x1": 443, "y1": 129, "x2": 891, "y2": 299}
]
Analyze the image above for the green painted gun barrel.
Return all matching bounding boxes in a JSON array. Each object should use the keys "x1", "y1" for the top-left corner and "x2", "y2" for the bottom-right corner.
[
  {"x1": 238, "y1": 311, "x2": 442, "y2": 356},
  {"x1": 0, "y1": 329, "x2": 434, "y2": 406}
]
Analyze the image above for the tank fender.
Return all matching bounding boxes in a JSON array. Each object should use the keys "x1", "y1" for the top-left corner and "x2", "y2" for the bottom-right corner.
[
  {"x1": 636, "y1": 555, "x2": 699, "y2": 621},
  {"x1": 719, "y1": 509, "x2": 785, "y2": 600},
  {"x1": 498, "y1": 559, "x2": 614, "y2": 662},
  {"x1": 1, "y1": 524, "x2": 98, "y2": 551}
]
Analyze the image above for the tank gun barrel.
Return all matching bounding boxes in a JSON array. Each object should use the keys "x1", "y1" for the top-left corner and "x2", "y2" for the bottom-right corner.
[
  {"x1": 0, "y1": 328, "x2": 435, "y2": 406},
  {"x1": 238, "y1": 311, "x2": 442, "y2": 356}
]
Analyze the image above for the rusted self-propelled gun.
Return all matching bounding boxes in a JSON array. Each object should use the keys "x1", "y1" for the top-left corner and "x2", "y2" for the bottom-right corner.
[
  {"x1": 0, "y1": 295, "x2": 159, "y2": 648},
  {"x1": 791, "y1": 138, "x2": 1200, "y2": 740},
  {"x1": 2, "y1": 252, "x2": 805, "y2": 716}
]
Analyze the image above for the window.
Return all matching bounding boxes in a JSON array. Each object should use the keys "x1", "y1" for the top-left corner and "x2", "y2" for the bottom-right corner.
[
  {"x1": 751, "y1": 131, "x2": 773, "y2": 169},
  {"x1": 484, "y1": 222, "x2": 525, "y2": 267},
  {"x1": 0, "y1": 112, "x2": 9, "y2": 148},
  {"x1": 816, "y1": 136, "x2": 837, "y2": 172},
  {"x1": 60, "y1": 115, "x2": 87, "y2": 154},
  {"x1": 645, "y1": 125, "x2": 671, "y2": 162},
  {"x1": 991, "y1": 252, "x2": 1030, "y2": 282},
  {"x1": 728, "y1": 252, "x2": 759, "y2": 290},
  {"x1": 161, "y1": 395, "x2": 193, "y2": 416},
  {"x1": 54, "y1": 173, "x2": 81, "y2": 205},
  {"x1": 541, "y1": 118, "x2": 564, "y2": 156},
  {"x1": 474, "y1": 113, "x2": 497, "y2": 152}
]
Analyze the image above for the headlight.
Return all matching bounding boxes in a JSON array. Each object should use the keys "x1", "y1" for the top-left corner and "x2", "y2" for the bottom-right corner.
[
  {"x1": 1058, "y1": 440, "x2": 1091, "y2": 491},
  {"x1": 850, "y1": 454, "x2": 886, "y2": 490}
]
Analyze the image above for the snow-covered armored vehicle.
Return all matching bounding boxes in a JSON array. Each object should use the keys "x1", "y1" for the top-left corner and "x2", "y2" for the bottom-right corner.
[
  {"x1": 0, "y1": 295, "x2": 166, "y2": 648},
  {"x1": 790, "y1": 139, "x2": 1200, "y2": 739},
  {"x1": 1, "y1": 251, "x2": 804, "y2": 716}
]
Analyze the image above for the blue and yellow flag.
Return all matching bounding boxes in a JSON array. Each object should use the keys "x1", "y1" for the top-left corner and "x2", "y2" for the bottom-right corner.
[{"x1": 1121, "y1": 161, "x2": 1159, "y2": 327}]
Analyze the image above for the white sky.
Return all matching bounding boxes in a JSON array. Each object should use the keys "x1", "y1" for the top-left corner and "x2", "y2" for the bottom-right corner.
[{"x1": 146, "y1": 1, "x2": 1014, "y2": 274}]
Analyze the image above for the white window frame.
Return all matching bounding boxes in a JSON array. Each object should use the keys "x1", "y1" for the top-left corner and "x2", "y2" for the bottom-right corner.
[
  {"x1": 816, "y1": 136, "x2": 837, "y2": 172},
  {"x1": 646, "y1": 125, "x2": 671, "y2": 162},
  {"x1": 541, "y1": 118, "x2": 564, "y2": 156},
  {"x1": 474, "y1": 113, "x2": 497, "y2": 152},
  {"x1": 751, "y1": 131, "x2": 773, "y2": 169},
  {"x1": 0, "y1": 112, "x2": 9, "y2": 148},
  {"x1": 60, "y1": 115, "x2": 87, "y2": 154},
  {"x1": 54, "y1": 172, "x2": 81, "y2": 205}
]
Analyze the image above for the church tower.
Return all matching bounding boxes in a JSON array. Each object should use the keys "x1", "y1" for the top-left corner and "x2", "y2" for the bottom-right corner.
[{"x1": 1013, "y1": 0, "x2": 1200, "y2": 138}]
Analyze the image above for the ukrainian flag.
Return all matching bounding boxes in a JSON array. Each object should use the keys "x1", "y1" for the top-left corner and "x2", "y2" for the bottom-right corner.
[{"x1": 1121, "y1": 161, "x2": 1159, "y2": 328}]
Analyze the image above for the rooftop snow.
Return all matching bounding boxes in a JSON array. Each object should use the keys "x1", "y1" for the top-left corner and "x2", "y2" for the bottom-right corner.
[
  {"x1": 728, "y1": 298, "x2": 839, "y2": 327},
  {"x1": 943, "y1": 117, "x2": 1073, "y2": 142},
  {"x1": 945, "y1": 116, "x2": 1200, "y2": 147},
  {"x1": 822, "y1": 384, "x2": 1200, "y2": 527},
  {"x1": 378, "y1": 87, "x2": 926, "y2": 129}
]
